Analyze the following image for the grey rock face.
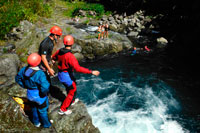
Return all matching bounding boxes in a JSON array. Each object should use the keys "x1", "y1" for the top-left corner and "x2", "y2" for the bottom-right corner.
[
  {"x1": 0, "y1": 91, "x2": 39, "y2": 132},
  {"x1": 0, "y1": 54, "x2": 20, "y2": 89},
  {"x1": 49, "y1": 98, "x2": 100, "y2": 133}
]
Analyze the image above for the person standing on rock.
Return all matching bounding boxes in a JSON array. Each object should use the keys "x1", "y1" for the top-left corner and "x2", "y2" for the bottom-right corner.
[
  {"x1": 97, "y1": 25, "x2": 102, "y2": 40},
  {"x1": 104, "y1": 23, "x2": 109, "y2": 38},
  {"x1": 101, "y1": 24, "x2": 105, "y2": 39},
  {"x1": 51, "y1": 35, "x2": 100, "y2": 115},
  {"x1": 38, "y1": 25, "x2": 62, "y2": 77},
  {"x1": 15, "y1": 53, "x2": 51, "y2": 128}
]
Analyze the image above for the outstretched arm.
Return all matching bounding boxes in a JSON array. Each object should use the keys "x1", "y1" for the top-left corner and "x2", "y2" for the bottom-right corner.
[{"x1": 69, "y1": 54, "x2": 100, "y2": 76}]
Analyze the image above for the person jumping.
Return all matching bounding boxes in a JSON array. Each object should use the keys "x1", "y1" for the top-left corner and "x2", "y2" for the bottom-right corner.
[{"x1": 52, "y1": 35, "x2": 100, "y2": 115}]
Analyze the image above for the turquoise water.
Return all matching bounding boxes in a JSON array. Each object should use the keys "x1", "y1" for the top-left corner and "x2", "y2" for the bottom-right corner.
[{"x1": 62, "y1": 54, "x2": 200, "y2": 132}]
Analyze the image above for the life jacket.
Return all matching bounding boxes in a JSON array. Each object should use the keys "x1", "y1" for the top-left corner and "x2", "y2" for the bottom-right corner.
[
  {"x1": 23, "y1": 67, "x2": 47, "y2": 105},
  {"x1": 57, "y1": 48, "x2": 73, "y2": 72}
]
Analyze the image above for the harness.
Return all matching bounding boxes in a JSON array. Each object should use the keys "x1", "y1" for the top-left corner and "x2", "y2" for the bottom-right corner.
[
  {"x1": 57, "y1": 49, "x2": 72, "y2": 72},
  {"x1": 24, "y1": 66, "x2": 38, "y2": 79},
  {"x1": 22, "y1": 66, "x2": 39, "y2": 89}
]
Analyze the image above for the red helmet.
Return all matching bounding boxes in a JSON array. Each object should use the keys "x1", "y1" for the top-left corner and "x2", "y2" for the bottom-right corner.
[
  {"x1": 27, "y1": 53, "x2": 41, "y2": 67},
  {"x1": 63, "y1": 35, "x2": 74, "y2": 45},
  {"x1": 49, "y1": 26, "x2": 62, "y2": 36}
]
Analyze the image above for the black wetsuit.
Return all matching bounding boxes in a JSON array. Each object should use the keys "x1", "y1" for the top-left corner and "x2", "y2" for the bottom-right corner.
[{"x1": 38, "y1": 37, "x2": 54, "y2": 69}]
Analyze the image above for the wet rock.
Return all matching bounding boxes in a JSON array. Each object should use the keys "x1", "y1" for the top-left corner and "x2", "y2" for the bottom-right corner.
[
  {"x1": 127, "y1": 31, "x2": 139, "y2": 37},
  {"x1": 49, "y1": 98, "x2": 100, "y2": 133},
  {"x1": 156, "y1": 37, "x2": 168, "y2": 49}
]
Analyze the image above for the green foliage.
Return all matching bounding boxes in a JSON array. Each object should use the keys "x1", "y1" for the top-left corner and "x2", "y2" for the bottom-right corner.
[
  {"x1": 83, "y1": 19, "x2": 90, "y2": 25},
  {"x1": 105, "y1": 11, "x2": 112, "y2": 16},
  {"x1": 64, "y1": 1, "x2": 104, "y2": 18},
  {"x1": 0, "y1": 0, "x2": 52, "y2": 39},
  {"x1": 20, "y1": 55, "x2": 28, "y2": 63},
  {"x1": 0, "y1": 40, "x2": 6, "y2": 46},
  {"x1": 84, "y1": 34, "x2": 98, "y2": 39},
  {"x1": 3, "y1": 48, "x2": 8, "y2": 53},
  {"x1": 66, "y1": 27, "x2": 75, "y2": 34}
]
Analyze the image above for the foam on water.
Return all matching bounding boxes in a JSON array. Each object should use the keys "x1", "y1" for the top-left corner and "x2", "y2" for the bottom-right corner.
[{"x1": 77, "y1": 75, "x2": 187, "y2": 133}]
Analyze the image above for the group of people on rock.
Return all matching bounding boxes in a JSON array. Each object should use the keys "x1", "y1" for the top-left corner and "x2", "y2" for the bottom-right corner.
[
  {"x1": 14, "y1": 24, "x2": 152, "y2": 129},
  {"x1": 15, "y1": 26, "x2": 100, "y2": 128},
  {"x1": 97, "y1": 23, "x2": 109, "y2": 40}
]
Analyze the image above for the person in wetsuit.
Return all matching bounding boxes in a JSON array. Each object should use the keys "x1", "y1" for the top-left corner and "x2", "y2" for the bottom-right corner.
[
  {"x1": 15, "y1": 53, "x2": 51, "y2": 128},
  {"x1": 52, "y1": 35, "x2": 100, "y2": 115},
  {"x1": 38, "y1": 26, "x2": 62, "y2": 77}
]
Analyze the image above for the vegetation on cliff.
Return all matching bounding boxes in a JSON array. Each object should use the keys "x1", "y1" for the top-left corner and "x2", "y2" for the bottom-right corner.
[
  {"x1": 0, "y1": 0, "x2": 53, "y2": 40},
  {"x1": 0, "y1": 0, "x2": 109, "y2": 41}
]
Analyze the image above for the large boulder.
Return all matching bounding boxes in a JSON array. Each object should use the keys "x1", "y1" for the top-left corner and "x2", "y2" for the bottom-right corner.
[
  {"x1": 0, "y1": 82, "x2": 100, "y2": 132},
  {"x1": 46, "y1": 82, "x2": 101, "y2": 132},
  {"x1": 0, "y1": 54, "x2": 20, "y2": 89},
  {"x1": 0, "y1": 90, "x2": 39, "y2": 132},
  {"x1": 156, "y1": 37, "x2": 168, "y2": 49},
  {"x1": 64, "y1": 24, "x2": 133, "y2": 60},
  {"x1": 49, "y1": 99, "x2": 100, "y2": 133}
]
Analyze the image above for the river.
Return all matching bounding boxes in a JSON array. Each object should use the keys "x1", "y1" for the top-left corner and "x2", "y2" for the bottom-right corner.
[{"x1": 72, "y1": 53, "x2": 200, "y2": 133}]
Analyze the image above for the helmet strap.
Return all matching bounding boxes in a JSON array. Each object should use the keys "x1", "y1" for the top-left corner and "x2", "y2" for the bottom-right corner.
[{"x1": 53, "y1": 35, "x2": 57, "y2": 43}]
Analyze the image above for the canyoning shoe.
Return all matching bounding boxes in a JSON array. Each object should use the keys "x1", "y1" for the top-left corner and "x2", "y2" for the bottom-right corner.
[
  {"x1": 35, "y1": 123, "x2": 41, "y2": 128},
  {"x1": 58, "y1": 109, "x2": 72, "y2": 115},
  {"x1": 71, "y1": 98, "x2": 79, "y2": 106},
  {"x1": 50, "y1": 119, "x2": 54, "y2": 124}
]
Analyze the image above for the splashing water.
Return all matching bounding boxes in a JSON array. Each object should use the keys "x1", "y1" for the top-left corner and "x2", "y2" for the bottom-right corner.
[{"x1": 76, "y1": 66, "x2": 188, "y2": 133}]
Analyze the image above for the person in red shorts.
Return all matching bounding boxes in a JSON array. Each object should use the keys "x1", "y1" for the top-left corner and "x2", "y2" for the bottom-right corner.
[{"x1": 52, "y1": 35, "x2": 100, "y2": 115}]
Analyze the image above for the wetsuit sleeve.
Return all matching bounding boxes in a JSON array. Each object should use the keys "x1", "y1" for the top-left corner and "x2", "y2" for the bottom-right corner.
[
  {"x1": 15, "y1": 67, "x2": 26, "y2": 88},
  {"x1": 37, "y1": 71, "x2": 50, "y2": 95},
  {"x1": 68, "y1": 54, "x2": 92, "y2": 74},
  {"x1": 52, "y1": 50, "x2": 59, "y2": 61}
]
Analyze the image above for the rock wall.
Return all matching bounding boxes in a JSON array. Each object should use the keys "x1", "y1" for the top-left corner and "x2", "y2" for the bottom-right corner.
[
  {"x1": 0, "y1": 54, "x2": 19, "y2": 89},
  {"x1": 0, "y1": 54, "x2": 100, "y2": 132},
  {"x1": 0, "y1": 21, "x2": 103, "y2": 132}
]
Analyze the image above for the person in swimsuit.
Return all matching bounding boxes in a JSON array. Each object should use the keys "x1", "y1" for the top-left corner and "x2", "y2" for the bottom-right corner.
[
  {"x1": 101, "y1": 24, "x2": 105, "y2": 39},
  {"x1": 104, "y1": 23, "x2": 109, "y2": 38},
  {"x1": 97, "y1": 25, "x2": 101, "y2": 40}
]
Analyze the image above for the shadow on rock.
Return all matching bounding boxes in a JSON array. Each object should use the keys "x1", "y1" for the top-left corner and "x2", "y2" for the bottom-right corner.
[{"x1": 49, "y1": 85, "x2": 66, "y2": 102}]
